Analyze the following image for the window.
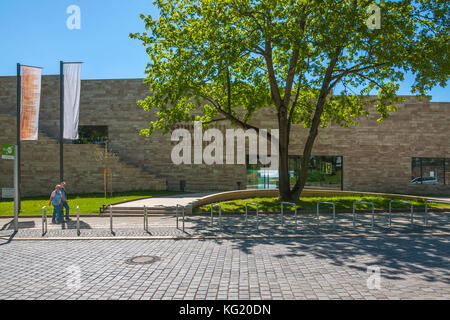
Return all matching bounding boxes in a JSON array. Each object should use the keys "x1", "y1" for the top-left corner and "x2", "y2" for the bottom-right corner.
[
  {"x1": 73, "y1": 126, "x2": 108, "y2": 146},
  {"x1": 411, "y1": 157, "x2": 448, "y2": 185},
  {"x1": 246, "y1": 155, "x2": 343, "y2": 190}
]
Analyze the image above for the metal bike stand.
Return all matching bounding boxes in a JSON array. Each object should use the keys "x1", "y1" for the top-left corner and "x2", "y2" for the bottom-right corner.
[
  {"x1": 316, "y1": 201, "x2": 336, "y2": 226},
  {"x1": 42, "y1": 206, "x2": 47, "y2": 236},
  {"x1": 182, "y1": 205, "x2": 185, "y2": 233},
  {"x1": 245, "y1": 203, "x2": 259, "y2": 230},
  {"x1": 388, "y1": 200, "x2": 413, "y2": 227},
  {"x1": 211, "y1": 203, "x2": 222, "y2": 229},
  {"x1": 353, "y1": 201, "x2": 375, "y2": 228},
  {"x1": 425, "y1": 199, "x2": 450, "y2": 227},
  {"x1": 281, "y1": 202, "x2": 297, "y2": 227},
  {"x1": 76, "y1": 205, "x2": 80, "y2": 236}
]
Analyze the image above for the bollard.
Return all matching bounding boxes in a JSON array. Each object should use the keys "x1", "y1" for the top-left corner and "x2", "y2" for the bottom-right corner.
[
  {"x1": 144, "y1": 205, "x2": 148, "y2": 232},
  {"x1": 76, "y1": 206, "x2": 80, "y2": 236},
  {"x1": 176, "y1": 204, "x2": 179, "y2": 229},
  {"x1": 42, "y1": 206, "x2": 47, "y2": 235},
  {"x1": 110, "y1": 205, "x2": 113, "y2": 234},
  {"x1": 182, "y1": 205, "x2": 185, "y2": 233}
]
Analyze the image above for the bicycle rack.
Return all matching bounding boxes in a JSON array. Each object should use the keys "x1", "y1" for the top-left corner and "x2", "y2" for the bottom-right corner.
[
  {"x1": 175, "y1": 204, "x2": 188, "y2": 232},
  {"x1": 281, "y1": 202, "x2": 297, "y2": 227},
  {"x1": 42, "y1": 206, "x2": 47, "y2": 236},
  {"x1": 425, "y1": 199, "x2": 450, "y2": 227},
  {"x1": 176, "y1": 204, "x2": 179, "y2": 229},
  {"x1": 144, "y1": 205, "x2": 148, "y2": 232},
  {"x1": 76, "y1": 206, "x2": 80, "y2": 236},
  {"x1": 211, "y1": 203, "x2": 222, "y2": 228},
  {"x1": 245, "y1": 203, "x2": 259, "y2": 229},
  {"x1": 388, "y1": 200, "x2": 413, "y2": 227},
  {"x1": 317, "y1": 201, "x2": 336, "y2": 226},
  {"x1": 353, "y1": 201, "x2": 375, "y2": 228}
]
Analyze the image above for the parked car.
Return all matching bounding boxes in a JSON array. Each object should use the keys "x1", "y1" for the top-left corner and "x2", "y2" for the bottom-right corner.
[{"x1": 410, "y1": 176, "x2": 439, "y2": 184}]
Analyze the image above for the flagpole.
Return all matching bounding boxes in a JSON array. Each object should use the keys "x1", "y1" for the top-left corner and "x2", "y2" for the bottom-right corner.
[
  {"x1": 60, "y1": 61, "x2": 64, "y2": 183},
  {"x1": 16, "y1": 63, "x2": 21, "y2": 214}
]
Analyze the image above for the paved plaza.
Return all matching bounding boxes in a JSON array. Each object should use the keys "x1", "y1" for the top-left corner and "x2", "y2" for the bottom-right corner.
[
  {"x1": 0, "y1": 210, "x2": 449, "y2": 300},
  {"x1": 0, "y1": 236, "x2": 448, "y2": 300}
]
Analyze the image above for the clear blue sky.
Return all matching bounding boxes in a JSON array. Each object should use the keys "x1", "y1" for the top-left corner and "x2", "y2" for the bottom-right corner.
[{"x1": 1, "y1": 0, "x2": 448, "y2": 101}]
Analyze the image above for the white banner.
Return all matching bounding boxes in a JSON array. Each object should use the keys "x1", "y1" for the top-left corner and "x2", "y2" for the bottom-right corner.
[
  {"x1": 20, "y1": 66, "x2": 42, "y2": 140},
  {"x1": 63, "y1": 63, "x2": 82, "y2": 139}
]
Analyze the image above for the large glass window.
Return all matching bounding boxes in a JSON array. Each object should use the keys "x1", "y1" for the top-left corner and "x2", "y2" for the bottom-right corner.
[
  {"x1": 246, "y1": 155, "x2": 343, "y2": 190},
  {"x1": 73, "y1": 125, "x2": 108, "y2": 146},
  {"x1": 411, "y1": 157, "x2": 447, "y2": 185}
]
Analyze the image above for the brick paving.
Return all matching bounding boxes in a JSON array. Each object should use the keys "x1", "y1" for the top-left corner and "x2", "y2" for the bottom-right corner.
[
  {"x1": 0, "y1": 237, "x2": 448, "y2": 300},
  {"x1": 0, "y1": 211, "x2": 448, "y2": 300}
]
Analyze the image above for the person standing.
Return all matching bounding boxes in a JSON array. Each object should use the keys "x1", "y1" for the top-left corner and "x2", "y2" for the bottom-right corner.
[
  {"x1": 60, "y1": 181, "x2": 71, "y2": 221},
  {"x1": 49, "y1": 185, "x2": 63, "y2": 224}
]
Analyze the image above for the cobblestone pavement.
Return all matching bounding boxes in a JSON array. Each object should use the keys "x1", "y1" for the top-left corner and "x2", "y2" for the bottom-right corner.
[
  {"x1": 0, "y1": 211, "x2": 448, "y2": 239},
  {"x1": 0, "y1": 236, "x2": 448, "y2": 300}
]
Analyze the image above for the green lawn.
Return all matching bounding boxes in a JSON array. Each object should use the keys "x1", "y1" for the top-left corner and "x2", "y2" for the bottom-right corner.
[
  {"x1": 0, "y1": 190, "x2": 182, "y2": 216},
  {"x1": 197, "y1": 195, "x2": 450, "y2": 213}
]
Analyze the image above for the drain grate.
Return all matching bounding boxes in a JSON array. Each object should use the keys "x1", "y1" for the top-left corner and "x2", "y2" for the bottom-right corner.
[{"x1": 125, "y1": 255, "x2": 161, "y2": 265}]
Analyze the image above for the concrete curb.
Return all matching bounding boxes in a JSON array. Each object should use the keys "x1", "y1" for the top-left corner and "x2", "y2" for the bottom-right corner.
[{"x1": 1, "y1": 232, "x2": 449, "y2": 241}]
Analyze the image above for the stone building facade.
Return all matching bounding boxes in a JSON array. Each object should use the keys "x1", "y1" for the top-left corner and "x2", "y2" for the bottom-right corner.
[{"x1": 0, "y1": 76, "x2": 449, "y2": 196}]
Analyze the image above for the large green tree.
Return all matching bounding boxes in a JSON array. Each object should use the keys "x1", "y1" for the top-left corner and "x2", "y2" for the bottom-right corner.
[{"x1": 131, "y1": 0, "x2": 449, "y2": 201}]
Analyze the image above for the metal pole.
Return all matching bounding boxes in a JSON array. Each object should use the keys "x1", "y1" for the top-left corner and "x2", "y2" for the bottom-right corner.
[
  {"x1": 16, "y1": 63, "x2": 21, "y2": 213},
  {"x1": 389, "y1": 201, "x2": 392, "y2": 227},
  {"x1": 352, "y1": 202, "x2": 356, "y2": 227},
  {"x1": 13, "y1": 145, "x2": 19, "y2": 232},
  {"x1": 182, "y1": 206, "x2": 185, "y2": 233},
  {"x1": 42, "y1": 206, "x2": 47, "y2": 235},
  {"x1": 76, "y1": 206, "x2": 80, "y2": 235},
  {"x1": 144, "y1": 205, "x2": 148, "y2": 231},
  {"x1": 109, "y1": 205, "x2": 113, "y2": 234},
  {"x1": 59, "y1": 61, "x2": 64, "y2": 183},
  {"x1": 425, "y1": 201, "x2": 428, "y2": 226},
  {"x1": 176, "y1": 204, "x2": 179, "y2": 229},
  {"x1": 210, "y1": 203, "x2": 213, "y2": 225}
]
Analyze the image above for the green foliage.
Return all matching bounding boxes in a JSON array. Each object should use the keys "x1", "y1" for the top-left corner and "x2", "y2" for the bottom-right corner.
[
  {"x1": 131, "y1": 0, "x2": 449, "y2": 134},
  {"x1": 197, "y1": 195, "x2": 450, "y2": 213}
]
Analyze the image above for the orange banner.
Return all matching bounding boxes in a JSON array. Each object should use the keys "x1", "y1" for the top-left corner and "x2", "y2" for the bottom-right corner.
[{"x1": 20, "y1": 66, "x2": 41, "y2": 140}]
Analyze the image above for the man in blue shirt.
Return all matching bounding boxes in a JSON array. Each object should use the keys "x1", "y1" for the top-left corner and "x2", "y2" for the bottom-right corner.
[
  {"x1": 60, "y1": 181, "x2": 71, "y2": 221},
  {"x1": 49, "y1": 184, "x2": 63, "y2": 223}
]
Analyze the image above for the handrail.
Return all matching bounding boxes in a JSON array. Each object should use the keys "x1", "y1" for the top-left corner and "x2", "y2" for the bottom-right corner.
[
  {"x1": 353, "y1": 201, "x2": 375, "y2": 228},
  {"x1": 42, "y1": 206, "x2": 47, "y2": 236},
  {"x1": 281, "y1": 202, "x2": 297, "y2": 227},
  {"x1": 245, "y1": 203, "x2": 259, "y2": 229},
  {"x1": 425, "y1": 199, "x2": 450, "y2": 226},
  {"x1": 317, "y1": 201, "x2": 336, "y2": 226},
  {"x1": 388, "y1": 200, "x2": 413, "y2": 226}
]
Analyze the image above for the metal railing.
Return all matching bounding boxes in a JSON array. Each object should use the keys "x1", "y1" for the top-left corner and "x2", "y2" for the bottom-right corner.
[
  {"x1": 76, "y1": 206, "x2": 80, "y2": 236},
  {"x1": 388, "y1": 200, "x2": 413, "y2": 227},
  {"x1": 425, "y1": 199, "x2": 450, "y2": 226},
  {"x1": 211, "y1": 203, "x2": 222, "y2": 228},
  {"x1": 317, "y1": 201, "x2": 336, "y2": 226},
  {"x1": 245, "y1": 203, "x2": 259, "y2": 229},
  {"x1": 281, "y1": 202, "x2": 297, "y2": 227},
  {"x1": 42, "y1": 206, "x2": 47, "y2": 236},
  {"x1": 353, "y1": 201, "x2": 375, "y2": 228},
  {"x1": 175, "y1": 204, "x2": 188, "y2": 232},
  {"x1": 144, "y1": 205, "x2": 148, "y2": 232}
]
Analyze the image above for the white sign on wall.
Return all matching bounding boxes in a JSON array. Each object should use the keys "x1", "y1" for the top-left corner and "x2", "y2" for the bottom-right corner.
[{"x1": 2, "y1": 188, "x2": 15, "y2": 198}]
